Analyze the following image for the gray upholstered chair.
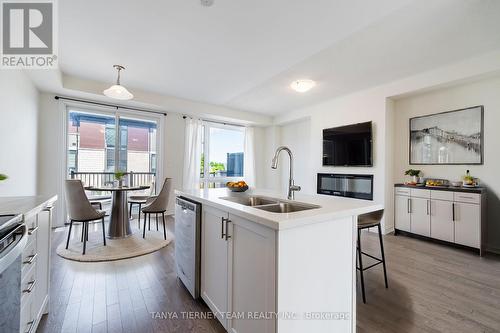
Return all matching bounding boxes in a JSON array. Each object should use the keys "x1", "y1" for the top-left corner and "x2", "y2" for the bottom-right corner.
[
  {"x1": 65, "y1": 180, "x2": 106, "y2": 255},
  {"x1": 141, "y1": 178, "x2": 172, "y2": 240},
  {"x1": 128, "y1": 179, "x2": 156, "y2": 229}
]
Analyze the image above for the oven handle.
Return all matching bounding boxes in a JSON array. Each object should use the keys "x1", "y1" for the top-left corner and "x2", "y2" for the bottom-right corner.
[{"x1": 0, "y1": 224, "x2": 27, "y2": 274}]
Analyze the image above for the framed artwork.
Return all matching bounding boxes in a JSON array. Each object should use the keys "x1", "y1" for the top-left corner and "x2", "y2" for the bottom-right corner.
[{"x1": 409, "y1": 105, "x2": 484, "y2": 165}]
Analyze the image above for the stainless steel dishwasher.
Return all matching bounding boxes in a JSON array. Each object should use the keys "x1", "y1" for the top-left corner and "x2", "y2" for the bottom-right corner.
[
  {"x1": 0, "y1": 214, "x2": 26, "y2": 333},
  {"x1": 174, "y1": 197, "x2": 201, "y2": 299}
]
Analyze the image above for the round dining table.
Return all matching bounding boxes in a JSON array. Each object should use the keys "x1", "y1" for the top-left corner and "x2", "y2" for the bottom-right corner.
[{"x1": 85, "y1": 185, "x2": 149, "y2": 239}]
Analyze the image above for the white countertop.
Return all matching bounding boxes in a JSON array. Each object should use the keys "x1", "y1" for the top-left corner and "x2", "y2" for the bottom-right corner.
[
  {"x1": 0, "y1": 195, "x2": 57, "y2": 216},
  {"x1": 175, "y1": 188, "x2": 383, "y2": 230}
]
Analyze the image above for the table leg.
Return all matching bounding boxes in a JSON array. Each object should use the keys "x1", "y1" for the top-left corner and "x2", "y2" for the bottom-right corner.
[{"x1": 108, "y1": 191, "x2": 132, "y2": 238}]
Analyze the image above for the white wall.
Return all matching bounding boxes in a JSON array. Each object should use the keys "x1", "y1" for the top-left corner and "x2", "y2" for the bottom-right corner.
[
  {"x1": 255, "y1": 126, "x2": 282, "y2": 191},
  {"x1": 0, "y1": 71, "x2": 39, "y2": 197},
  {"x1": 393, "y1": 75, "x2": 500, "y2": 252},
  {"x1": 276, "y1": 93, "x2": 390, "y2": 230},
  {"x1": 271, "y1": 51, "x2": 500, "y2": 235},
  {"x1": 278, "y1": 119, "x2": 313, "y2": 195},
  {"x1": 163, "y1": 113, "x2": 185, "y2": 214}
]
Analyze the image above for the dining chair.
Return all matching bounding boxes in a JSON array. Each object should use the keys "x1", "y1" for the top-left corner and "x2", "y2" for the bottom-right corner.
[
  {"x1": 129, "y1": 179, "x2": 156, "y2": 229},
  {"x1": 64, "y1": 179, "x2": 107, "y2": 255},
  {"x1": 142, "y1": 178, "x2": 172, "y2": 240}
]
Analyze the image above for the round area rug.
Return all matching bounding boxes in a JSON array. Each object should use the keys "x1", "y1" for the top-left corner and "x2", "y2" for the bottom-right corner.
[{"x1": 56, "y1": 224, "x2": 172, "y2": 262}]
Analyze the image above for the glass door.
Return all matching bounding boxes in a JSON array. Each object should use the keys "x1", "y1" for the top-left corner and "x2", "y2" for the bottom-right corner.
[{"x1": 67, "y1": 108, "x2": 160, "y2": 188}]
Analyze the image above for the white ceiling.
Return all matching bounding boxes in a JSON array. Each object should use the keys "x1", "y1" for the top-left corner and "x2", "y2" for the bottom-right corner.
[{"x1": 58, "y1": 0, "x2": 500, "y2": 115}]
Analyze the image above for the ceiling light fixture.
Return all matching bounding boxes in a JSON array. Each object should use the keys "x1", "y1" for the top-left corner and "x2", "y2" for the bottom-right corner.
[
  {"x1": 200, "y1": 0, "x2": 214, "y2": 7},
  {"x1": 103, "y1": 65, "x2": 134, "y2": 100},
  {"x1": 290, "y1": 79, "x2": 316, "y2": 93}
]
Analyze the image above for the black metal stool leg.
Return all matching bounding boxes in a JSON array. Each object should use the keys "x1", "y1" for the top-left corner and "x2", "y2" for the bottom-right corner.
[
  {"x1": 102, "y1": 218, "x2": 106, "y2": 246},
  {"x1": 162, "y1": 212, "x2": 166, "y2": 240},
  {"x1": 129, "y1": 202, "x2": 133, "y2": 218},
  {"x1": 138, "y1": 204, "x2": 142, "y2": 229},
  {"x1": 357, "y1": 228, "x2": 366, "y2": 303},
  {"x1": 81, "y1": 222, "x2": 84, "y2": 242},
  {"x1": 83, "y1": 222, "x2": 88, "y2": 255},
  {"x1": 143, "y1": 213, "x2": 147, "y2": 238},
  {"x1": 148, "y1": 213, "x2": 151, "y2": 230},
  {"x1": 378, "y1": 224, "x2": 389, "y2": 288},
  {"x1": 156, "y1": 213, "x2": 159, "y2": 231},
  {"x1": 66, "y1": 220, "x2": 73, "y2": 249}
]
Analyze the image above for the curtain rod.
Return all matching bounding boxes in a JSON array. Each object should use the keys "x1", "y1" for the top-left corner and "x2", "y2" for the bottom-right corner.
[
  {"x1": 182, "y1": 115, "x2": 245, "y2": 128},
  {"x1": 54, "y1": 96, "x2": 167, "y2": 116}
]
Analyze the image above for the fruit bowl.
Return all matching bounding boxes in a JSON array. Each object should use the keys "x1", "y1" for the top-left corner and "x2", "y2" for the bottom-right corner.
[{"x1": 226, "y1": 181, "x2": 249, "y2": 192}]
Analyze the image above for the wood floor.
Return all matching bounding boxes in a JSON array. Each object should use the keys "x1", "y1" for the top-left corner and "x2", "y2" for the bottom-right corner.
[{"x1": 38, "y1": 217, "x2": 500, "y2": 333}]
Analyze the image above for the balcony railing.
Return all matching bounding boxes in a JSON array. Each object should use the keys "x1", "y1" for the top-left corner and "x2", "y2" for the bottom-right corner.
[{"x1": 70, "y1": 171, "x2": 156, "y2": 192}]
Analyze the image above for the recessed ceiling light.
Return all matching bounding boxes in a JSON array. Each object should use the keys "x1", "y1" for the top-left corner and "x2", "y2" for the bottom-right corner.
[
  {"x1": 290, "y1": 79, "x2": 316, "y2": 93},
  {"x1": 103, "y1": 65, "x2": 134, "y2": 100},
  {"x1": 200, "y1": 0, "x2": 214, "y2": 7}
]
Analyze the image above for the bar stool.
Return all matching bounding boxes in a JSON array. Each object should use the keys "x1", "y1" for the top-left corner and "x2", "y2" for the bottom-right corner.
[{"x1": 357, "y1": 209, "x2": 388, "y2": 303}]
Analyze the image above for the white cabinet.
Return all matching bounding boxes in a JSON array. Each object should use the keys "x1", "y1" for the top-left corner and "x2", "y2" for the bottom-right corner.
[
  {"x1": 201, "y1": 206, "x2": 276, "y2": 333},
  {"x1": 201, "y1": 205, "x2": 229, "y2": 328},
  {"x1": 20, "y1": 200, "x2": 54, "y2": 333},
  {"x1": 228, "y1": 215, "x2": 275, "y2": 333},
  {"x1": 454, "y1": 202, "x2": 481, "y2": 248},
  {"x1": 395, "y1": 195, "x2": 411, "y2": 232},
  {"x1": 410, "y1": 197, "x2": 430, "y2": 237},
  {"x1": 430, "y1": 200, "x2": 454, "y2": 242},
  {"x1": 394, "y1": 186, "x2": 485, "y2": 255}
]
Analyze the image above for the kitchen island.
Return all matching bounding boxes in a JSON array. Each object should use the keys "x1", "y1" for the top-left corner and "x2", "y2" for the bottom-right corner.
[{"x1": 175, "y1": 188, "x2": 382, "y2": 333}]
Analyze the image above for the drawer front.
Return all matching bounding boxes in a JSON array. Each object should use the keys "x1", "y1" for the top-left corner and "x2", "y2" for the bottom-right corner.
[
  {"x1": 21, "y1": 263, "x2": 37, "y2": 306},
  {"x1": 22, "y1": 240, "x2": 38, "y2": 279},
  {"x1": 431, "y1": 190, "x2": 454, "y2": 201},
  {"x1": 454, "y1": 192, "x2": 480, "y2": 204},
  {"x1": 410, "y1": 188, "x2": 431, "y2": 198},
  {"x1": 395, "y1": 187, "x2": 410, "y2": 196},
  {"x1": 20, "y1": 297, "x2": 34, "y2": 333}
]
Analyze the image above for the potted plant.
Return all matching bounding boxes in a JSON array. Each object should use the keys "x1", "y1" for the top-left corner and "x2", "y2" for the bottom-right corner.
[
  {"x1": 405, "y1": 169, "x2": 421, "y2": 183},
  {"x1": 0, "y1": 174, "x2": 7, "y2": 182},
  {"x1": 114, "y1": 170, "x2": 126, "y2": 187}
]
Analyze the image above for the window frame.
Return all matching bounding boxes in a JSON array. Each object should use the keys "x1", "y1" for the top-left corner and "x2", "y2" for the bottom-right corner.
[{"x1": 200, "y1": 121, "x2": 245, "y2": 188}]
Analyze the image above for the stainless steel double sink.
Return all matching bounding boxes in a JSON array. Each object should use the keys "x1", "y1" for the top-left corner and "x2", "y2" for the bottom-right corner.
[{"x1": 219, "y1": 195, "x2": 320, "y2": 213}]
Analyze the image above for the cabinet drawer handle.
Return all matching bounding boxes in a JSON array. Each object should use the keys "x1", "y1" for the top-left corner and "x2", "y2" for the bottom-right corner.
[
  {"x1": 426, "y1": 200, "x2": 430, "y2": 215},
  {"x1": 458, "y1": 195, "x2": 474, "y2": 199},
  {"x1": 452, "y1": 203, "x2": 456, "y2": 222},
  {"x1": 25, "y1": 320, "x2": 36, "y2": 333},
  {"x1": 28, "y1": 226, "x2": 38, "y2": 235},
  {"x1": 23, "y1": 253, "x2": 38, "y2": 265},
  {"x1": 23, "y1": 280, "x2": 36, "y2": 293},
  {"x1": 225, "y1": 219, "x2": 232, "y2": 241},
  {"x1": 221, "y1": 217, "x2": 225, "y2": 239}
]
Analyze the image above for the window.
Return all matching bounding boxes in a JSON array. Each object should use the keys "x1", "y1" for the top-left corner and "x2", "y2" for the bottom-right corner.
[
  {"x1": 200, "y1": 123, "x2": 244, "y2": 188},
  {"x1": 67, "y1": 109, "x2": 159, "y2": 181}
]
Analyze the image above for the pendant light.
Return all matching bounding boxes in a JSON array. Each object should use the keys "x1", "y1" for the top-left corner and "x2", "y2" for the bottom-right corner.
[{"x1": 103, "y1": 65, "x2": 134, "y2": 100}]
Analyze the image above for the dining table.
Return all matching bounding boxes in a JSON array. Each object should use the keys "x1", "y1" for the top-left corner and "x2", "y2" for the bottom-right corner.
[{"x1": 85, "y1": 185, "x2": 149, "y2": 238}]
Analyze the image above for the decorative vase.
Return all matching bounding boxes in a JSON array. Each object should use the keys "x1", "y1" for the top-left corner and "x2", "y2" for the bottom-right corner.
[
  {"x1": 412, "y1": 175, "x2": 418, "y2": 183},
  {"x1": 117, "y1": 179, "x2": 123, "y2": 187}
]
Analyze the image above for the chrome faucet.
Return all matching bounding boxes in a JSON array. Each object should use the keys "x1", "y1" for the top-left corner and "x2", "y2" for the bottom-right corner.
[{"x1": 271, "y1": 146, "x2": 301, "y2": 200}]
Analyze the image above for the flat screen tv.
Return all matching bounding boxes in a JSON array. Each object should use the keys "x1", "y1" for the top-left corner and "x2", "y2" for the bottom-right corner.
[{"x1": 323, "y1": 121, "x2": 372, "y2": 166}]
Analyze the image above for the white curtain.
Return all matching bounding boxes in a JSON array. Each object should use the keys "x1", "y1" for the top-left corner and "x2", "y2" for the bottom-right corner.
[
  {"x1": 244, "y1": 127, "x2": 256, "y2": 188},
  {"x1": 183, "y1": 118, "x2": 203, "y2": 189}
]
